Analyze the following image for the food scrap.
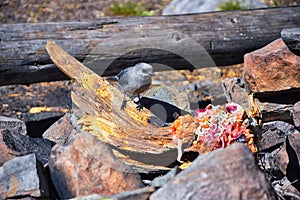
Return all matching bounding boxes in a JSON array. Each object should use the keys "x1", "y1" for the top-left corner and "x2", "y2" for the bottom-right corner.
[{"x1": 171, "y1": 103, "x2": 258, "y2": 159}]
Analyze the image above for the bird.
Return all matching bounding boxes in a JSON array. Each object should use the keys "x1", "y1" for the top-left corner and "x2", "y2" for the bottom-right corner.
[{"x1": 108, "y1": 62, "x2": 154, "y2": 110}]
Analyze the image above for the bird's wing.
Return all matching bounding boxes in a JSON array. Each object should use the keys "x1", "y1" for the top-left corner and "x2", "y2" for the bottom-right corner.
[{"x1": 117, "y1": 67, "x2": 132, "y2": 86}]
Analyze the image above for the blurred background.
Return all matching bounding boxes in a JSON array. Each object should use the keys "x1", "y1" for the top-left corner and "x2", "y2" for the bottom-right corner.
[{"x1": 0, "y1": 0, "x2": 299, "y2": 23}]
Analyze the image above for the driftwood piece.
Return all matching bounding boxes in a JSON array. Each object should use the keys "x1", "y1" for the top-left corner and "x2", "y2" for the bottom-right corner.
[
  {"x1": 281, "y1": 28, "x2": 300, "y2": 56},
  {"x1": 45, "y1": 41, "x2": 185, "y2": 172},
  {"x1": 1, "y1": 6, "x2": 300, "y2": 86}
]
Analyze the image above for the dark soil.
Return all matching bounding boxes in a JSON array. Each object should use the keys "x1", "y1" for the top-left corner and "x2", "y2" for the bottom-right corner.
[{"x1": 0, "y1": 0, "x2": 170, "y2": 23}]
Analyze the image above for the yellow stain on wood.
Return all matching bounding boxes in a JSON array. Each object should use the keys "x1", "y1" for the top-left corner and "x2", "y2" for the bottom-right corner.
[
  {"x1": 29, "y1": 106, "x2": 68, "y2": 114},
  {"x1": 112, "y1": 149, "x2": 171, "y2": 171},
  {"x1": 78, "y1": 115, "x2": 117, "y2": 142},
  {"x1": 248, "y1": 94, "x2": 262, "y2": 122},
  {"x1": 123, "y1": 106, "x2": 151, "y2": 127}
]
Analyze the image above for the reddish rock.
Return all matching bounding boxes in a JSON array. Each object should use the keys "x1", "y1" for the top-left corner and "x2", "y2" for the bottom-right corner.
[
  {"x1": 43, "y1": 113, "x2": 77, "y2": 144},
  {"x1": 49, "y1": 132, "x2": 143, "y2": 199},
  {"x1": 293, "y1": 101, "x2": 300, "y2": 129},
  {"x1": 244, "y1": 38, "x2": 300, "y2": 94},
  {"x1": 274, "y1": 143, "x2": 289, "y2": 176},
  {"x1": 0, "y1": 129, "x2": 18, "y2": 166},
  {"x1": 150, "y1": 143, "x2": 277, "y2": 200}
]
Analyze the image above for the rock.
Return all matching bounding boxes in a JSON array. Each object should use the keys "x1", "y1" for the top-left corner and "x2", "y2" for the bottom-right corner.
[
  {"x1": 258, "y1": 121, "x2": 297, "y2": 150},
  {"x1": 151, "y1": 166, "x2": 179, "y2": 188},
  {"x1": 258, "y1": 144, "x2": 289, "y2": 177},
  {"x1": 0, "y1": 115, "x2": 26, "y2": 135},
  {"x1": 162, "y1": 0, "x2": 267, "y2": 15},
  {"x1": 43, "y1": 113, "x2": 78, "y2": 144},
  {"x1": 259, "y1": 133, "x2": 300, "y2": 192},
  {"x1": 273, "y1": 177, "x2": 300, "y2": 200},
  {"x1": 150, "y1": 143, "x2": 277, "y2": 200},
  {"x1": 2, "y1": 130, "x2": 55, "y2": 164},
  {"x1": 293, "y1": 101, "x2": 300, "y2": 129},
  {"x1": 273, "y1": 144, "x2": 289, "y2": 176},
  {"x1": 142, "y1": 86, "x2": 191, "y2": 123},
  {"x1": 222, "y1": 77, "x2": 250, "y2": 112},
  {"x1": 0, "y1": 129, "x2": 18, "y2": 166},
  {"x1": 49, "y1": 132, "x2": 143, "y2": 199},
  {"x1": 256, "y1": 99, "x2": 294, "y2": 122},
  {"x1": 244, "y1": 38, "x2": 300, "y2": 94},
  {"x1": 0, "y1": 154, "x2": 42, "y2": 199},
  {"x1": 288, "y1": 131, "x2": 300, "y2": 160},
  {"x1": 145, "y1": 86, "x2": 191, "y2": 113},
  {"x1": 286, "y1": 132, "x2": 300, "y2": 191},
  {"x1": 70, "y1": 187, "x2": 155, "y2": 200},
  {"x1": 281, "y1": 28, "x2": 300, "y2": 56}
]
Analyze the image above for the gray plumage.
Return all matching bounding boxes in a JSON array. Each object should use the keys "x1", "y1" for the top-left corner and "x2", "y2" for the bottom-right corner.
[{"x1": 111, "y1": 62, "x2": 154, "y2": 110}]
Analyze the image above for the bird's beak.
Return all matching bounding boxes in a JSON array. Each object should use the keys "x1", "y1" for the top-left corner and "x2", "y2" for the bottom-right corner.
[{"x1": 149, "y1": 72, "x2": 155, "y2": 76}]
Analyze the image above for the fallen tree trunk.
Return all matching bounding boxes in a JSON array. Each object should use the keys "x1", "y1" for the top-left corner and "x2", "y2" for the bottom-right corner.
[{"x1": 1, "y1": 6, "x2": 300, "y2": 86}]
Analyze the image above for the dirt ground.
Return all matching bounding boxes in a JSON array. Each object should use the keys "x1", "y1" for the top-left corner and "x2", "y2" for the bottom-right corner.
[
  {"x1": 0, "y1": 0, "x2": 170, "y2": 23},
  {"x1": 1, "y1": 0, "x2": 300, "y2": 23},
  {"x1": 1, "y1": 0, "x2": 299, "y2": 24}
]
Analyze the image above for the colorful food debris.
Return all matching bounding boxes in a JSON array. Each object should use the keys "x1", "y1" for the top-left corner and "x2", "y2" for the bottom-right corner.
[
  {"x1": 171, "y1": 103, "x2": 258, "y2": 159},
  {"x1": 170, "y1": 114, "x2": 197, "y2": 161}
]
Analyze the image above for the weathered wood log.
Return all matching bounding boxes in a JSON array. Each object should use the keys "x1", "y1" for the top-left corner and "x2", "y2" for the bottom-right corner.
[
  {"x1": 1, "y1": 6, "x2": 300, "y2": 86},
  {"x1": 281, "y1": 28, "x2": 300, "y2": 56},
  {"x1": 45, "y1": 41, "x2": 187, "y2": 172}
]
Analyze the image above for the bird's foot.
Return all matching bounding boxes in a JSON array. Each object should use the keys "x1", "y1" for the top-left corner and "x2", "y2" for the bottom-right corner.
[
  {"x1": 121, "y1": 99, "x2": 127, "y2": 110},
  {"x1": 133, "y1": 96, "x2": 144, "y2": 111},
  {"x1": 136, "y1": 103, "x2": 143, "y2": 111}
]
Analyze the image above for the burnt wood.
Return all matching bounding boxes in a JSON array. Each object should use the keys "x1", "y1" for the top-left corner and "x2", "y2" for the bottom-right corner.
[
  {"x1": 1, "y1": 6, "x2": 300, "y2": 86},
  {"x1": 281, "y1": 28, "x2": 300, "y2": 56}
]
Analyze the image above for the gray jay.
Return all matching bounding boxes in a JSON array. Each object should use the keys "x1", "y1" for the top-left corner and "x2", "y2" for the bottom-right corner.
[{"x1": 109, "y1": 62, "x2": 154, "y2": 110}]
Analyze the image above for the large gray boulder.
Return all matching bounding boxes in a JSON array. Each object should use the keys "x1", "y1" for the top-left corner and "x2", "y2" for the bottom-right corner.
[{"x1": 162, "y1": 0, "x2": 268, "y2": 15}]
